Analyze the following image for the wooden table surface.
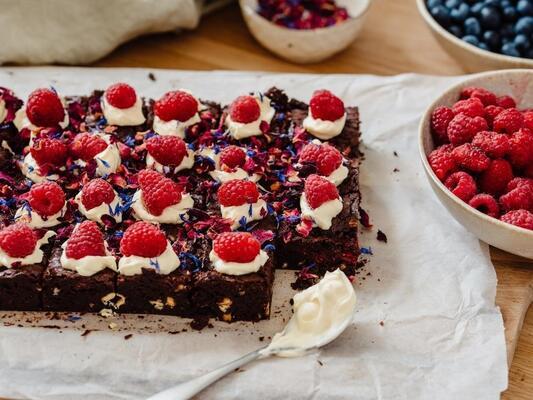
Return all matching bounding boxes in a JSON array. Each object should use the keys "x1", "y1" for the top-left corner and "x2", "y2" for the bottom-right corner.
[{"x1": 96, "y1": 0, "x2": 533, "y2": 398}]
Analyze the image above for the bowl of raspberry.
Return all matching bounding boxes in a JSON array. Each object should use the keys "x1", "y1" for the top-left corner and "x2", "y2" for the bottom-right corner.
[
  {"x1": 417, "y1": 0, "x2": 533, "y2": 72},
  {"x1": 239, "y1": 0, "x2": 371, "y2": 63},
  {"x1": 419, "y1": 69, "x2": 533, "y2": 259}
]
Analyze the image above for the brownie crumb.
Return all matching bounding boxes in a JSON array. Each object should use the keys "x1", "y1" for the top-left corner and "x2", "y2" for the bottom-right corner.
[
  {"x1": 377, "y1": 230, "x2": 388, "y2": 243},
  {"x1": 317, "y1": 360, "x2": 323, "y2": 366},
  {"x1": 190, "y1": 316, "x2": 210, "y2": 331},
  {"x1": 148, "y1": 72, "x2": 156, "y2": 81},
  {"x1": 81, "y1": 329, "x2": 92, "y2": 337},
  {"x1": 259, "y1": 336, "x2": 265, "y2": 342},
  {"x1": 124, "y1": 334, "x2": 133, "y2": 340},
  {"x1": 358, "y1": 207, "x2": 372, "y2": 228},
  {"x1": 393, "y1": 168, "x2": 399, "y2": 173},
  {"x1": 379, "y1": 321, "x2": 384, "y2": 326},
  {"x1": 393, "y1": 151, "x2": 398, "y2": 157}
]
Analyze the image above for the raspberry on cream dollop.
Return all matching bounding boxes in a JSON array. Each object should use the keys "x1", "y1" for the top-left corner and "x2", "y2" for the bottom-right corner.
[
  {"x1": 209, "y1": 232, "x2": 268, "y2": 276},
  {"x1": 303, "y1": 90, "x2": 346, "y2": 140},
  {"x1": 15, "y1": 181, "x2": 66, "y2": 228},
  {"x1": 225, "y1": 94, "x2": 275, "y2": 139},
  {"x1": 300, "y1": 174, "x2": 342, "y2": 230},
  {"x1": 118, "y1": 222, "x2": 180, "y2": 276},
  {"x1": 153, "y1": 89, "x2": 201, "y2": 137},
  {"x1": 75, "y1": 178, "x2": 123, "y2": 224},
  {"x1": 217, "y1": 179, "x2": 268, "y2": 229},
  {"x1": 70, "y1": 132, "x2": 121, "y2": 177},
  {"x1": 60, "y1": 221, "x2": 117, "y2": 276},
  {"x1": 131, "y1": 169, "x2": 193, "y2": 224},
  {"x1": 14, "y1": 88, "x2": 70, "y2": 132},
  {"x1": 298, "y1": 140, "x2": 348, "y2": 186},
  {"x1": 20, "y1": 137, "x2": 67, "y2": 183},
  {"x1": 101, "y1": 83, "x2": 145, "y2": 126},
  {"x1": 0, "y1": 223, "x2": 55, "y2": 267},
  {"x1": 145, "y1": 135, "x2": 194, "y2": 174},
  {"x1": 202, "y1": 145, "x2": 260, "y2": 183}
]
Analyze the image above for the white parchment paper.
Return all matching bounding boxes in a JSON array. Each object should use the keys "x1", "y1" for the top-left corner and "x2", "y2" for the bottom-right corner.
[{"x1": 0, "y1": 68, "x2": 508, "y2": 400}]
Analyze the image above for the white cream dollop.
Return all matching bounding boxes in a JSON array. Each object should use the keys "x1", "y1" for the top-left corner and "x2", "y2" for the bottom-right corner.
[
  {"x1": 73, "y1": 133, "x2": 121, "y2": 177},
  {"x1": 225, "y1": 94, "x2": 275, "y2": 140},
  {"x1": 0, "y1": 98, "x2": 7, "y2": 124},
  {"x1": 326, "y1": 163, "x2": 349, "y2": 186},
  {"x1": 303, "y1": 112, "x2": 347, "y2": 140},
  {"x1": 0, "y1": 230, "x2": 55, "y2": 268},
  {"x1": 74, "y1": 191, "x2": 123, "y2": 224},
  {"x1": 209, "y1": 248, "x2": 268, "y2": 276},
  {"x1": 265, "y1": 269, "x2": 356, "y2": 357},
  {"x1": 200, "y1": 147, "x2": 260, "y2": 183},
  {"x1": 221, "y1": 199, "x2": 268, "y2": 230},
  {"x1": 101, "y1": 95, "x2": 145, "y2": 126},
  {"x1": 131, "y1": 189, "x2": 194, "y2": 224},
  {"x1": 18, "y1": 153, "x2": 60, "y2": 183},
  {"x1": 15, "y1": 202, "x2": 66, "y2": 228},
  {"x1": 300, "y1": 193, "x2": 342, "y2": 230},
  {"x1": 146, "y1": 149, "x2": 195, "y2": 174},
  {"x1": 118, "y1": 241, "x2": 180, "y2": 276},
  {"x1": 13, "y1": 103, "x2": 69, "y2": 132},
  {"x1": 60, "y1": 240, "x2": 117, "y2": 277},
  {"x1": 152, "y1": 89, "x2": 202, "y2": 137}
]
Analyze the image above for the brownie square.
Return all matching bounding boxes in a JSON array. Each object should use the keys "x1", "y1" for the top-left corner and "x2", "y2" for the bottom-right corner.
[
  {"x1": 0, "y1": 265, "x2": 43, "y2": 311},
  {"x1": 116, "y1": 268, "x2": 193, "y2": 316},
  {"x1": 42, "y1": 248, "x2": 117, "y2": 312}
]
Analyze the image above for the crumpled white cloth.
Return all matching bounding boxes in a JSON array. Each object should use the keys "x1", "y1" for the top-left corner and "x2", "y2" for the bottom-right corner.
[
  {"x1": 0, "y1": 68, "x2": 508, "y2": 400},
  {"x1": 0, "y1": 0, "x2": 204, "y2": 65}
]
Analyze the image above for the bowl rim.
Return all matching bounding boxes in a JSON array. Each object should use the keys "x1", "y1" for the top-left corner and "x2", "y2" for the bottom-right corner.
[
  {"x1": 418, "y1": 68, "x2": 533, "y2": 237},
  {"x1": 239, "y1": 0, "x2": 372, "y2": 34},
  {"x1": 416, "y1": 0, "x2": 533, "y2": 67}
]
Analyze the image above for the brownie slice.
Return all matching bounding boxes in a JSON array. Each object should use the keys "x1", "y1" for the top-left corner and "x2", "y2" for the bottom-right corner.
[
  {"x1": 0, "y1": 265, "x2": 43, "y2": 311},
  {"x1": 42, "y1": 248, "x2": 116, "y2": 312}
]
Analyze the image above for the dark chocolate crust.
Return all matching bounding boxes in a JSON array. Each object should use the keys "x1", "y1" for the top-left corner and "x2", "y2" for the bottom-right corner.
[{"x1": 0, "y1": 265, "x2": 43, "y2": 311}]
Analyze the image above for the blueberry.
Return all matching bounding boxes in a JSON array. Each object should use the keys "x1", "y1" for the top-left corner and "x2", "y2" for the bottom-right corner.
[
  {"x1": 502, "y1": 42, "x2": 521, "y2": 56},
  {"x1": 517, "y1": 0, "x2": 533, "y2": 16},
  {"x1": 431, "y1": 5, "x2": 452, "y2": 26},
  {"x1": 471, "y1": 2, "x2": 485, "y2": 15},
  {"x1": 478, "y1": 42, "x2": 490, "y2": 50},
  {"x1": 446, "y1": 0, "x2": 461, "y2": 8},
  {"x1": 503, "y1": 6, "x2": 518, "y2": 21},
  {"x1": 514, "y1": 33, "x2": 531, "y2": 52},
  {"x1": 463, "y1": 34, "x2": 481, "y2": 45},
  {"x1": 449, "y1": 24, "x2": 465, "y2": 36},
  {"x1": 451, "y1": 4, "x2": 471, "y2": 21},
  {"x1": 515, "y1": 16, "x2": 533, "y2": 34},
  {"x1": 483, "y1": 30, "x2": 502, "y2": 48},
  {"x1": 483, "y1": 0, "x2": 501, "y2": 7},
  {"x1": 427, "y1": 0, "x2": 443, "y2": 8},
  {"x1": 464, "y1": 16, "x2": 482, "y2": 35},
  {"x1": 480, "y1": 6, "x2": 502, "y2": 28},
  {"x1": 501, "y1": 22, "x2": 516, "y2": 36},
  {"x1": 525, "y1": 47, "x2": 533, "y2": 58},
  {"x1": 500, "y1": 0, "x2": 512, "y2": 7}
]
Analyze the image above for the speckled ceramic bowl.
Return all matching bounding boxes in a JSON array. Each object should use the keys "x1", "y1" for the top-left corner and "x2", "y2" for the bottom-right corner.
[
  {"x1": 416, "y1": 0, "x2": 533, "y2": 73},
  {"x1": 419, "y1": 69, "x2": 533, "y2": 259},
  {"x1": 239, "y1": 0, "x2": 371, "y2": 64}
]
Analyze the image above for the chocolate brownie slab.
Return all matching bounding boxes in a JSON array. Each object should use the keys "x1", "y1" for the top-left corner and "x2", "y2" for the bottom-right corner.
[{"x1": 0, "y1": 265, "x2": 43, "y2": 311}]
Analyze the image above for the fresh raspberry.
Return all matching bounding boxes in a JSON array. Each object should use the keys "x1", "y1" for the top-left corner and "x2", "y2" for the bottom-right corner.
[
  {"x1": 304, "y1": 174, "x2": 339, "y2": 209},
  {"x1": 460, "y1": 87, "x2": 496, "y2": 106},
  {"x1": 120, "y1": 221, "x2": 167, "y2": 258},
  {"x1": 30, "y1": 138, "x2": 67, "y2": 167},
  {"x1": 299, "y1": 142, "x2": 343, "y2": 176},
  {"x1": 451, "y1": 143, "x2": 490, "y2": 172},
  {"x1": 427, "y1": 145, "x2": 457, "y2": 181},
  {"x1": 471, "y1": 131, "x2": 510, "y2": 158},
  {"x1": 484, "y1": 105, "x2": 504, "y2": 126},
  {"x1": 452, "y1": 97, "x2": 485, "y2": 117},
  {"x1": 26, "y1": 88, "x2": 65, "y2": 128},
  {"x1": 496, "y1": 95, "x2": 516, "y2": 109},
  {"x1": 0, "y1": 223, "x2": 36, "y2": 258},
  {"x1": 508, "y1": 128, "x2": 533, "y2": 168},
  {"x1": 468, "y1": 194, "x2": 500, "y2": 218},
  {"x1": 27, "y1": 181, "x2": 65, "y2": 217},
  {"x1": 493, "y1": 108, "x2": 524, "y2": 134},
  {"x1": 309, "y1": 90, "x2": 345, "y2": 121},
  {"x1": 507, "y1": 177, "x2": 533, "y2": 192},
  {"x1": 105, "y1": 83, "x2": 137, "y2": 109},
  {"x1": 447, "y1": 113, "x2": 488, "y2": 145},
  {"x1": 70, "y1": 133, "x2": 108, "y2": 162},
  {"x1": 480, "y1": 159, "x2": 514, "y2": 194},
  {"x1": 523, "y1": 111, "x2": 533, "y2": 131},
  {"x1": 500, "y1": 209, "x2": 533, "y2": 230},
  {"x1": 219, "y1": 146, "x2": 246, "y2": 169},
  {"x1": 500, "y1": 186, "x2": 533, "y2": 212},
  {"x1": 81, "y1": 179, "x2": 115, "y2": 210},
  {"x1": 218, "y1": 179, "x2": 260, "y2": 207},
  {"x1": 145, "y1": 135, "x2": 187, "y2": 167},
  {"x1": 213, "y1": 232, "x2": 260, "y2": 263},
  {"x1": 137, "y1": 169, "x2": 182, "y2": 216},
  {"x1": 430, "y1": 106, "x2": 454, "y2": 144},
  {"x1": 445, "y1": 171, "x2": 477, "y2": 202},
  {"x1": 154, "y1": 90, "x2": 198, "y2": 122},
  {"x1": 65, "y1": 221, "x2": 106, "y2": 259},
  {"x1": 229, "y1": 95, "x2": 260, "y2": 123}
]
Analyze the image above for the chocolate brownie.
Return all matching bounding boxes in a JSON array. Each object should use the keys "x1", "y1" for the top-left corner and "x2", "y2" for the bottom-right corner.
[{"x1": 0, "y1": 265, "x2": 43, "y2": 311}]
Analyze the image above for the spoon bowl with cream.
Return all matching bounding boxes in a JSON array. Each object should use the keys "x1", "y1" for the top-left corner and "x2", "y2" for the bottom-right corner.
[{"x1": 147, "y1": 269, "x2": 356, "y2": 400}]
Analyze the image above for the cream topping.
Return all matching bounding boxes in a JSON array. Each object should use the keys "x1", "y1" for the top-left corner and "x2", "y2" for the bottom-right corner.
[
  {"x1": 153, "y1": 114, "x2": 201, "y2": 138},
  {"x1": 326, "y1": 164, "x2": 349, "y2": 186},
  {"x1": 200, "y1": 147, "x2": 260, "y2": 183},
  {"x1": 209, "y1": 248, "x2": 268, "y2": 276},
  {"x1": 60, "y1": 239, "x2": 117, "y2": 277},
  {"x1": 225, "y1": 94, "x2": 275, "y2": 140},
  {"x1": 220, "y1": 199, "x2": 268, "y2": 230},
  {"x1": 101, "y1": 96, "x2": 145, "y2": 126},
  {"x1": 18, "y1": 153, "x2": 60, "y2": 183},
  {"x1": 14, "y1": 103, "x2": 69, "y2": 132},
  {"x1": 303, "y1": 112, "x2": 347, "y2": 140},
  {"x1": 118, "y1": 241, "x2": 180, "y2": 276},
  {"x1": 131, "y1": 189, "x2": 194, "y2": 224},
  {"x1": 15, "y1": 203, "x2": 66, "y2": 228},
  {"x1": 300, "y1": 193, "x2": 342, "y2": 230},
  {"x1": 74, "y1": 191, "x2": 122, "y2": 224},
  {"x1": 146, "y1": 149, "x2": 195, "y2": 174},
  {"x1": 0, "y1": 98, "x2": 6, "y2": 124},
  {"x1": 0, "y1": 230, "x2": 55, "y2": 268}
]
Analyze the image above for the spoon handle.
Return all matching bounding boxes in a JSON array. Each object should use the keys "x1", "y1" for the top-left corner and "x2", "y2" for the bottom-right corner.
[{"x1": 146, "y1": 347, "x2": 268, "y2": 400}]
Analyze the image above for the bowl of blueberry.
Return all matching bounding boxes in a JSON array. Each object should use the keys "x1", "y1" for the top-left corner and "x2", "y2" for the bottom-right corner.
[
  {"x1": 419, "y1": 69, "x2": 533, "y2": 259},
  {"x1": 239, "y1": 0, "x2": 371, "y2": 64},
  {"x1": 417, "y1": 0, "x2": 533, "y2": 72}
]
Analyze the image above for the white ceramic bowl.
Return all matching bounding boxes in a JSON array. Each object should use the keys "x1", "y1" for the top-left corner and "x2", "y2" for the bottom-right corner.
[
  {"x1": 416, "y1": 0, "x2": 533, "y2": 73},
  {"x1": 419, "y1": 69, "x2": 533, "y2": 259},
  {"x1": 239, "y1": 0, "x2": 371, "y2": 64}
]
